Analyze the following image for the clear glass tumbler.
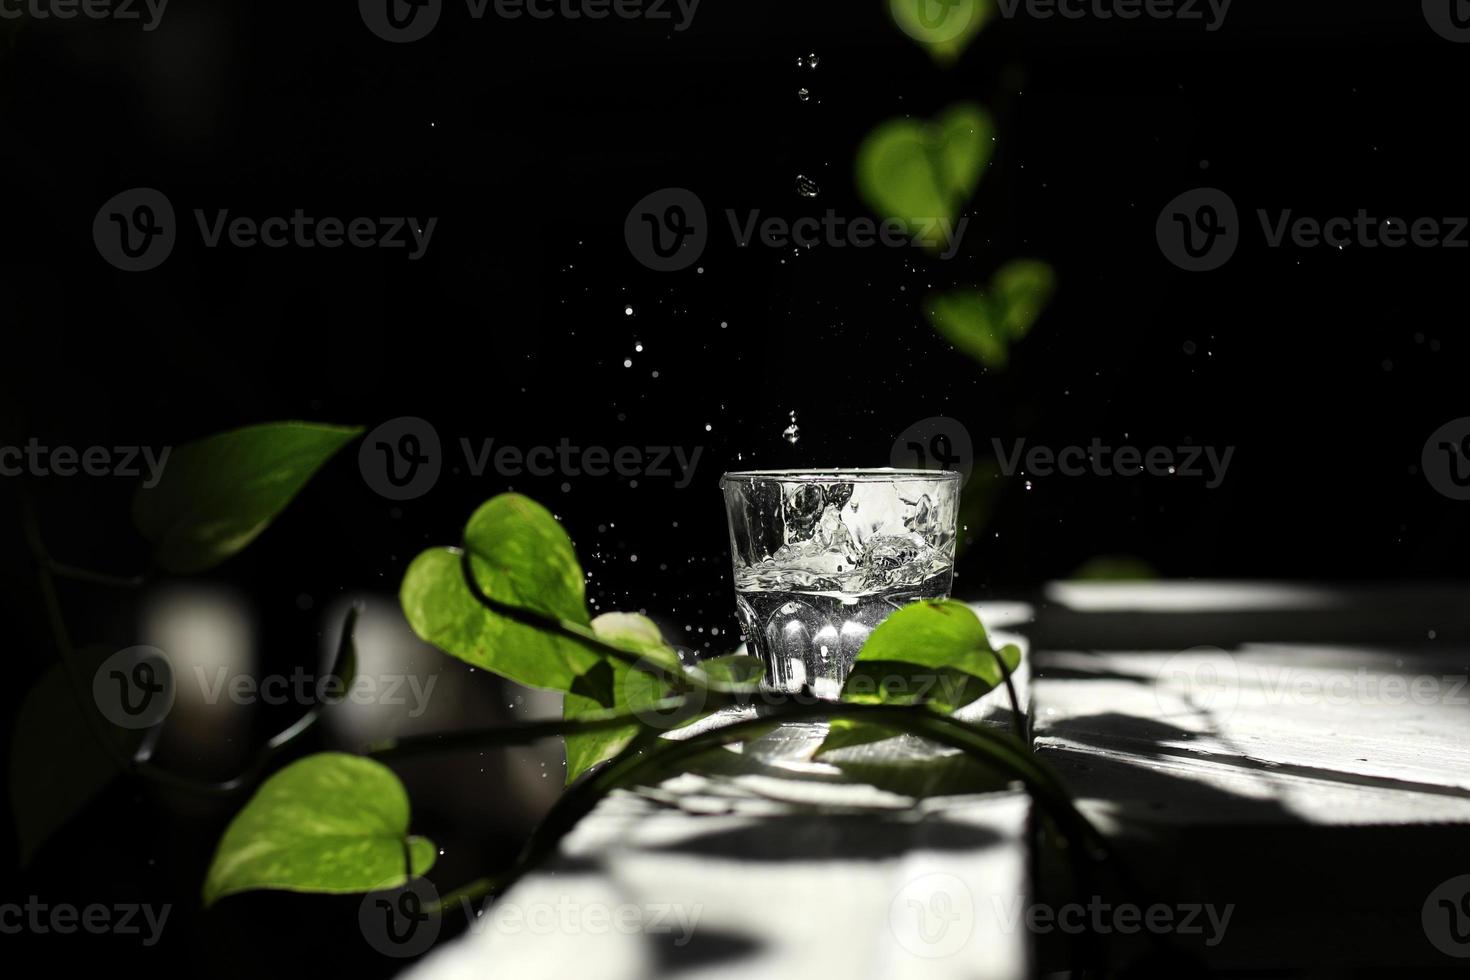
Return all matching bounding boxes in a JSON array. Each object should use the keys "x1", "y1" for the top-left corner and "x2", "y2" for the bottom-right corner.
[{"x1": 720, "y1": 469, "x2": 960, "y2": 699}]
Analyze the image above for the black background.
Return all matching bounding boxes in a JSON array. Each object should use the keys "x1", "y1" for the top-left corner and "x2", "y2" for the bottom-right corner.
[{"x1": 2, "y1": 1, "x2": 1468, "y2": 975}]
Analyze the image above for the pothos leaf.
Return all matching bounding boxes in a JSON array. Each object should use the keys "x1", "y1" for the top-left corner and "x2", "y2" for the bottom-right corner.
[
  {"x1": 203, "y1": 753, "x2": 435, "y2": 906},
  {"x1": 856, "y1": 103, "x2": 994, "y2": 254},
  {"x1": 926, "y1": 259, "x2": 1057, "y2": 369},
  {"x1": 133, "y1": 421, "x2": 362, "y2": 573}
]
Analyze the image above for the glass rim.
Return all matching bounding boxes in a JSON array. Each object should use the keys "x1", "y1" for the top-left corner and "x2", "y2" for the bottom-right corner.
[{"x1": 720, "y1": 468, "x2": 960, "y2": 484}]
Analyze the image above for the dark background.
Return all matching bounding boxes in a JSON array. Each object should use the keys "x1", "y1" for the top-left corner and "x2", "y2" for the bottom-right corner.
[{"x1": 1, "y1": 1, "x2": 1467, "y2": 976}]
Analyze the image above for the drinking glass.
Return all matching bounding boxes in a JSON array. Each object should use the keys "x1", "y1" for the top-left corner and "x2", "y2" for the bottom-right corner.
[{"x1": 720, "y1": 469, "x2": 960, "y2": 699}]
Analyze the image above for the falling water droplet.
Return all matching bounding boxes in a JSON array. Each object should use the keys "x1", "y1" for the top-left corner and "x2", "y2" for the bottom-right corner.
[
  {"x1": 783, "y1": 410, "x2": 800, "y2": 444},
  {"x1": 797, "y1": 87, "x2": 810, "y2": 102},
  {"x1": 803, "y1": 53, "x2": 820, "y2": 69},
  {"x1": 796, "y1": 174, "x2": 820, "y2": 198}
]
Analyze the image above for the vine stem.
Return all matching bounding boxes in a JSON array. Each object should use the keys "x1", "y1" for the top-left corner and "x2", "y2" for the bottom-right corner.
[{"x1": 429, "y1": 702, "x2": 1109, "y2": 915}]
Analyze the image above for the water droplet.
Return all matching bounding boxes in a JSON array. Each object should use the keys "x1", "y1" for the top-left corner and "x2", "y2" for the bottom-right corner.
[
  {"x1": 624, "y1": 305, "x2": 634, "y2": 316},
  {"x1": 796, "y1": 174, "x2": 820, "y2": 198},
  {"x1": 801, "y1": 53, "x2": 820, "y2": 69},
  {"x1": 797, "y1": 87, "x2": 810, "y2": 102},
  {"x1": 783, "y1": 424, "x2": 800, "y2": 445}
]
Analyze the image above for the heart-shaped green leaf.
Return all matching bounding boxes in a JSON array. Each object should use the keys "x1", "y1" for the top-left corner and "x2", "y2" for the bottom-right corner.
[
  {"x1": 856, "y1": 103, "x2": 993, "y2": 254},
  {"x1": 818, "y1": 600, "x2": 1021, "y2": 756},
  {"x1": 203, "y1": 753, "x2": 435, "y2": 906},
  {"x1": 926, "y1": 259, "x2": 1057, "y2": 368},
  {"x1": 401, "y1": 495, "x2": 606, "y2": 693},
  {"x1": 133, "y1": 421, "x2": 362, "y2": 573},
  {"x1": 889, "y1": 0, "x2": 994, "y2": 66}
]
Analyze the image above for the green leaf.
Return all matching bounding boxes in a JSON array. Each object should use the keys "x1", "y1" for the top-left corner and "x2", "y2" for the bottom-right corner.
[
  {"x1": 888, "y1": 0, "x2": 994, "y2": 66},
  {"x1": 854, "y1": 600, "x2": 1014, "y2": 687},
  {"x1": 856, "y1": 103, "x2": 993, "y2": 254},
  {"x1": 401, "y1": 548, "x2": 602, "y2": 692},
  {"x1": 926, "y1": 259, "x2": 1057, "y2": 369},
  {"x1": 203, "y1": 753, "x2": 435, "y2": 906},
  {"x1": 818, "y1": 601, "x2": 1021, "y2": 757},
  {"x1": 563, "y1": 613, "x2": 683, "y2": 784},
  {"x1": 133, "y1": 421, "x2": 362, "y2": 573},
  {"x1": 462, "y1": 494, "x2": 590, "y2": 628},
  {"x1": 11, "y1": 648, "x2": 140, "y2": 864},
  {"x1": 401, "y1": 495, "x2": 610, "y2": 693}
]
